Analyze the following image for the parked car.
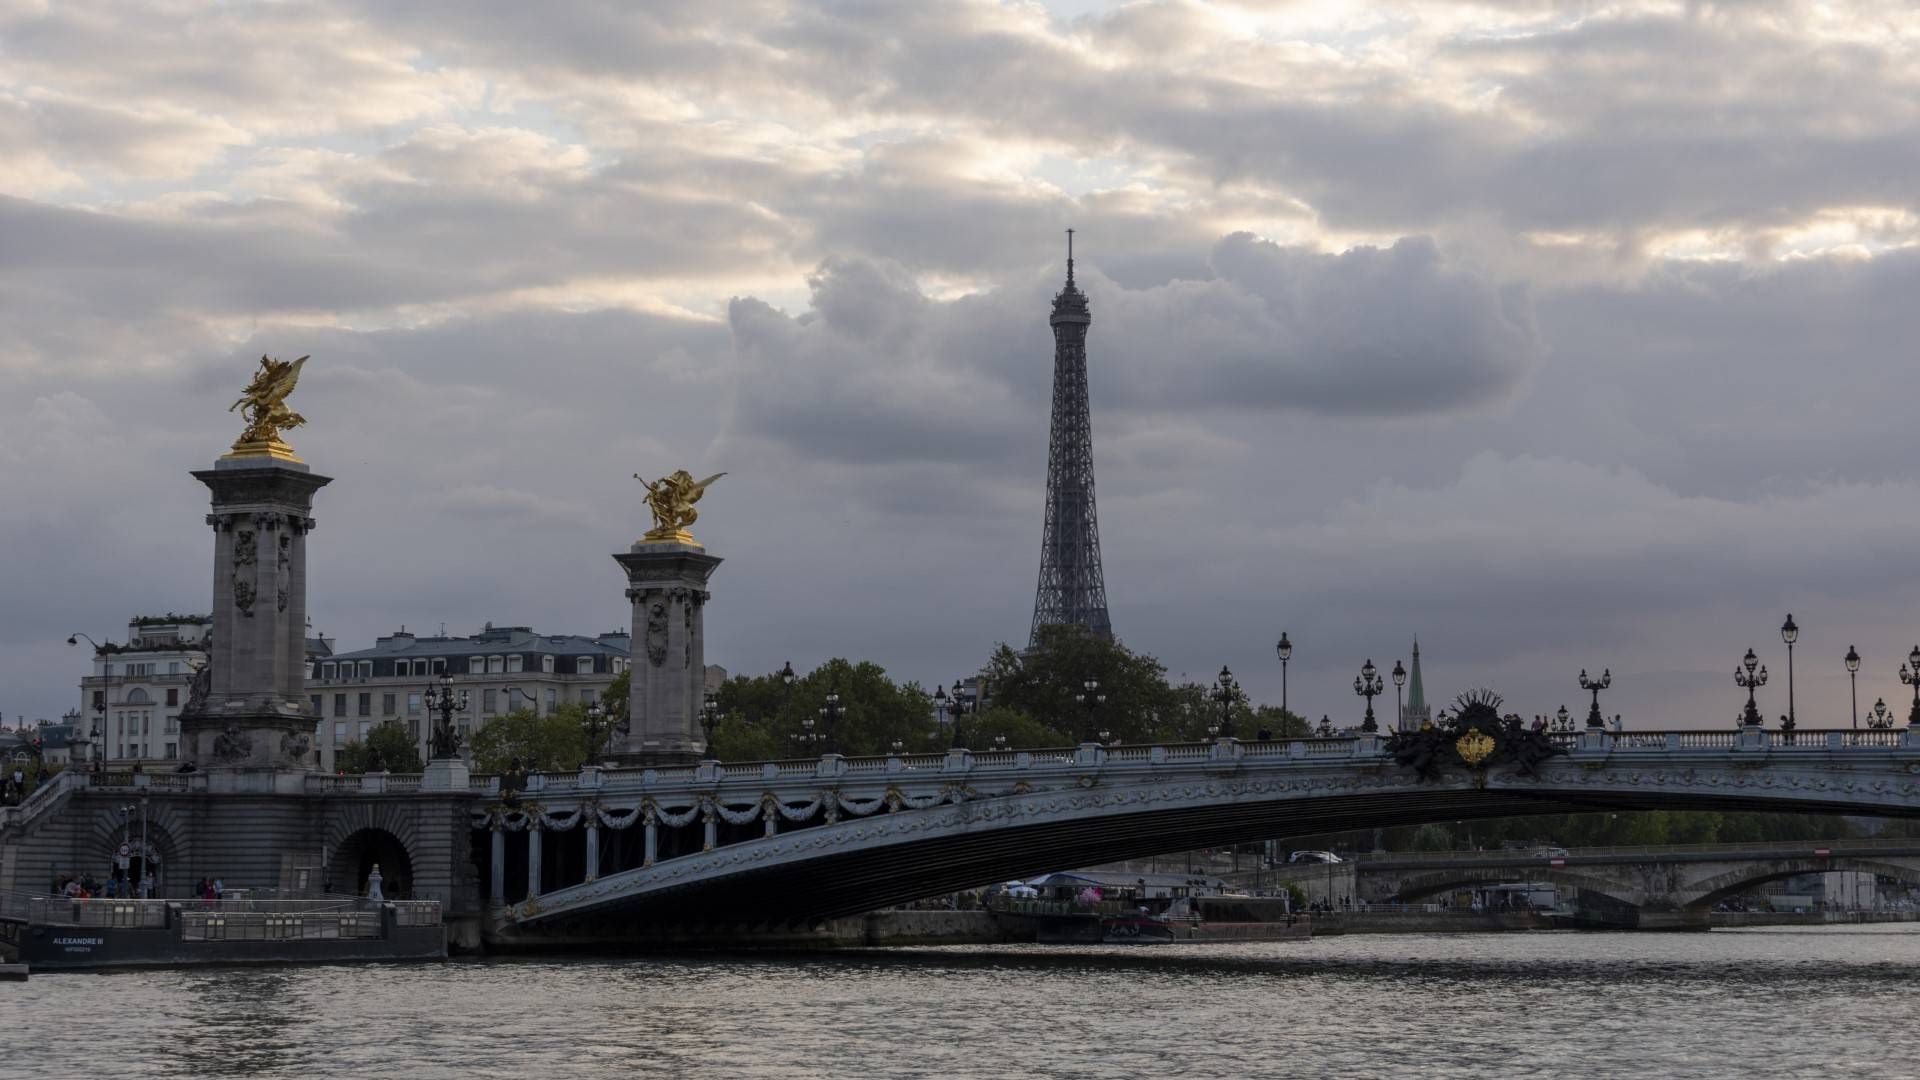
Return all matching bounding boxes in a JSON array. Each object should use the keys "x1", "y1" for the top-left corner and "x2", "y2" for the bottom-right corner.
[{"x1": 1288, "y1": 850, "x2": 1344, "y2": 864}]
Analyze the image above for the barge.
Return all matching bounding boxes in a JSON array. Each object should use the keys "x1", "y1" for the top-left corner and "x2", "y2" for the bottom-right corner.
[{"x1": 7, "y1": 894, "x2": 445, "y2": 971}]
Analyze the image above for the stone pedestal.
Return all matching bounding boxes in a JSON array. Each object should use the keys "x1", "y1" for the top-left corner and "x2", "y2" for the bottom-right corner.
[
  {"x1": 181, "y1": 455, "x2": 331, "y2": 770},
  {"x1": 612, "y1": 541, "x2": 722, "y2": 765},
  {"x1": 422, "y1": 757, "x2": 471, "y2": 793}
]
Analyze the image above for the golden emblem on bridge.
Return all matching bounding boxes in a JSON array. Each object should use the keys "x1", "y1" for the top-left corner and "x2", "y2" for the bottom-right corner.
[
  {"x1": 1455, "y1": 727, "x2": 1495, "y2": 766},
  {"x1": 225, "y1": 354, "x2": 309, "y2": 461},
  {"x1": 635, "y1": 469, "x2": 726, "y2": 545}
]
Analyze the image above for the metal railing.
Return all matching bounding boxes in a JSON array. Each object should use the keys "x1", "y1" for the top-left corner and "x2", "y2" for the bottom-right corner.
[{"x1": 1354, "y1": 836, "x2": 1920, "y2": 864}]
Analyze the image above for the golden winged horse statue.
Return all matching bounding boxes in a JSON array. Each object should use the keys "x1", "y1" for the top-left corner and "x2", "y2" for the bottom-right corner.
[
  {"x1": 227, "y1": 354, "x2": 309, "y2": 459},
  {"x1": 635, "y1": 469, "x2": 726, "y2": 545}
]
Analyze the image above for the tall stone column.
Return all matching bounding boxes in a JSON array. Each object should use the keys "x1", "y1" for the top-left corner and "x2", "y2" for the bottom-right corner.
[
  {"x1": 612, "y1": 541, "x2": 722, "y2": 764},
  {"x1": 182, "y1": 454, "x2": 331, "y2": 770}
]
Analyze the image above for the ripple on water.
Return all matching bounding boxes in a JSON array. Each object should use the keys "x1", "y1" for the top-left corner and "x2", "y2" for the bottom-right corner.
[{"x1": 6, "y1": 927, "x2": 1920, "y2": 1079}]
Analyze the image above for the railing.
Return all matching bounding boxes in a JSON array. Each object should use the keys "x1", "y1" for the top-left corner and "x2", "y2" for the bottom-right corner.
[
  {"x1": 1677, "y1": 731, "x2": 1739, "y2": 748},
  {"x1": 0, "y1": 768, "x2": 81, "y2": 832},
  {"x1": 391, "y1": 900, "x2": 443, "y2": 927},
  {"x1": 28, "y1": 898, "x2": 168, "y2": 928},
  {"x1": 178, "y1": 910, "x2": 381, "y2": 941}
]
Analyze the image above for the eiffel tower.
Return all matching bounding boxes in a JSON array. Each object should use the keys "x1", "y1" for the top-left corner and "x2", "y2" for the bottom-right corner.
[{"x1": 1030, "y1": 229, "x2": 1113, "y2": 647}]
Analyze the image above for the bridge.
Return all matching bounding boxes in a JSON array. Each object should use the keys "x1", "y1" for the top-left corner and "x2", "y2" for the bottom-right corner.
[
  {"x1": 473, "y1": 725, "x2": 1920, "y2": 942},
  {"x1": 1264, "y1": 838, "x2": 1920, "y2": 928}
]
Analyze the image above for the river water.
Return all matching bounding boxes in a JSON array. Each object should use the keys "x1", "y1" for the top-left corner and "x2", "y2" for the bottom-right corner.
[{"x1": 9, "y1": 926, "x2": 1920, "y2": 1078}]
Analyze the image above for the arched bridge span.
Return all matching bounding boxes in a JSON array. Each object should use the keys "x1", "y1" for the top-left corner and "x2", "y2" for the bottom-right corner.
[{"x1": 480, "y1": 728, "x2": 1920, "y2": 933}]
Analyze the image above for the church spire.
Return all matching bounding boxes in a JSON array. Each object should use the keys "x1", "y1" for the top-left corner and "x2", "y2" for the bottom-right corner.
[{"x1": 1400, "y1": 637, "x2": 1431, "y2": 732}]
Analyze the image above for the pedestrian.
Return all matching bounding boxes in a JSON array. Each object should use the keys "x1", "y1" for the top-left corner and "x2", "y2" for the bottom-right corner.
[{"x1": 212, "y1": 877, "x2": 225, "y2": 900}]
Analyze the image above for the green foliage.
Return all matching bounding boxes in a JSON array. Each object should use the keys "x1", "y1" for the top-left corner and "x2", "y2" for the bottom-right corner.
[
  {"x1": 335, "y1": 721, "x2": 423, "y2": 774},
  {"x1": 709, "y1": 658, "x2": 936, "y2": 759},
  {"x1": 470, "y1": 706, "x2": 592, "y2": 774}
]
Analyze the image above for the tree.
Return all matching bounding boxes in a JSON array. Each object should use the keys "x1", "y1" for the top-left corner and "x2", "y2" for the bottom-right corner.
[
  {"x1": 470, "y1": 707, "x2": 590, "y2": 773},
  {"x1": 984, "y1": 626, "x2": 1184, "y2": 743},
  {"x1": 711, "y1": 659, "x2": 936, "y2": 759},
  {"x1": 333, "y1": 722, "x2": 423, "y2": 774}
]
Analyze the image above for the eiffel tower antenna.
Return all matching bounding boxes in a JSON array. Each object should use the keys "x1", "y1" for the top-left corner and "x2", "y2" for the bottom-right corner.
[{"x1": 1030, "y1": 229, "x2": 1112, "y2": 647}]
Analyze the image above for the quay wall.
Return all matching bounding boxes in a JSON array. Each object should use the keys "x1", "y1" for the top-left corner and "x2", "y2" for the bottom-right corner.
[{"x1": 1315, "y1": 911, "x2": 1547, "y2": 935}]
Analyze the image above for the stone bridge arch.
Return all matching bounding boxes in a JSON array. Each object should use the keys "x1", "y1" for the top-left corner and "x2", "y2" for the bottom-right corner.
[
  {"x1": 322, "y1": 801, "x2": 424, "y2": 899},
  {"x1": 75, "y1": 798, "x2": 190, "y2": 897},
  {"x1": 1387, "y1": 866, "x2": 1645, "y2": 908},
  {"x1": 1682, "y1": 857, "x2": 1920, "y2": 912}
]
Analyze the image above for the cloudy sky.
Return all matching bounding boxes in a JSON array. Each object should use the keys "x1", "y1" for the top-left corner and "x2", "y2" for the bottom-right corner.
[{"x1": 4, "y1": 0, "x2": 1918, "y2": 730}]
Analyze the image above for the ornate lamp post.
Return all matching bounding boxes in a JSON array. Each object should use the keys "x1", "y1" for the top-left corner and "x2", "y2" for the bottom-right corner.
[
  {"x1": 1353, "y1": 659, "x2": 1384, "y2": 733},
  {"x1": 69, "y1": 632, "x2": 112, "y2": 763},
  {"x1": 699, "y1": 692, "x2": 719, "y2": 758},
  {"x1": 424, "y1": 673, "x2": 469, "y2": 759},
  {"x1": 1845, "y1": 646, "x2": 1861, "y2": 729},
  {"x1": 1902, "y1": 646, "x2": 1920, "y2": 727},
  {"x1": 1555, "y1": 705, "x2": 1572, "y2": 733},
  {"x1": 818, "y1": 686, "x2": 844, "y2": 755},
  {"x1": 1868, "y1": 697, "x2": 1893, "y2": 730},
  {"x1": 580, "y1": 701, "x2": 612, "y2": 763},
  {"x1": 950, "y1": 686, "x2": 976, "y2": 750},
  {"x1": 1780, "y1": 613, "x2": 1799, "y2": 730},
  {"x1": 1579, "y1": 668, "x2": 1612, "y2": 729},
  {"x1": 1391, "y1": 660, "x2": 1407, "y2": 730},
  {"x1": 1735, "y1": 648, "x2": 1768, "y2": 727},
  {"x1": 1211, "y1": 666, "x2": 1237, "y2": 740},
  {"x1": 1076, "y1": 677, "x2": 1107, "y2": 744},
  {"x1": 932, "y1": 684, "x2": 949, "y2": 729},
  {"x1": 797, "y1": 712, "x2": 818, "y2": 755},
  {"x1": 992, "y1": 732, "x2": 1008, "y2": 751},
  {"x1": 1316, "y1": 714, "x2": 1334, "y2": 737},
  {"x1": 1275, "y1": 633, "x2": 1292, "y2": 715}
]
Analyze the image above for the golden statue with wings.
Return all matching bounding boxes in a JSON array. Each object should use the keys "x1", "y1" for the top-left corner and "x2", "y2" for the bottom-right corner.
[
  {"x1": 635, "y1": 469, "x2": 726, "y2": 545},
  {"x1": 225, "y1": 354, "x2": 309, "y2": 461}
]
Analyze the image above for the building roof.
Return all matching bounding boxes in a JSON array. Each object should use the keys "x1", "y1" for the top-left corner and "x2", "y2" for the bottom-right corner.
[{"x1": 327, "y1": 624, "x2": 631, "y2": 662}]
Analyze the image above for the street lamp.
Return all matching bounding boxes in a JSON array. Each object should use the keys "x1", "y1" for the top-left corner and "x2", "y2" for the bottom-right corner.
[
  {"x1": 1211, "y1": 666, "x2": 1237, "y2": 740},
  {"x1": 797, "y1": 712, "x2": 818, "y2": 755},
  {"x1": 1845, "y1": 646, "x2": 1862, "y2": 729},
  {"x1": 1555, "y1": 705, "x2": 1572, "y2": 733},
  {"x1": 699, "y1": 692, "x2": 719, "y2": 758},
  {"x1": 1735, "y1": 648, "x2": 1768, "y2": 727},
  {"x1": 1076, "y1": 677, "x2": 1106, "y2": 744},
  {"x1": 1391, "y1": 660, "x2": 1407, "y2": 731},
  {"x1": 581, "y1": 701, "x2": 611, "y2": 762},
  {"x1": 933, "y1": 684, "x2": 949, "y2": 729},
  {"x1": 70, "y1": 632, "x2": 111, "y2": 763},
  {"x1": 1901, "y1": 646, "x2": 1920, "y2": 727},
  {"x1": 1353, "y1": 659, "x2": 1384, "y2": 733},
  {"x1": 818, "y1": 686, "x2": 844, "y2": 755},
  {"x1": 1579, "y1": 668, "x2": 1612, "y2": 730},
  {"x1": 1868, "y1": 697, "x2": 1893, "y2": 730},
  {"x1": 1276, "y1": 633, "x2": 1292, "y2": 715},
  {"x1": 424, "y1": 673, "x2": 469, "y2": 759},
  {"x1": 992, "y1": 732, "x2": 1008, "y2": 750},
  {"x1": 950, "y1": 685, "x2": 976, "y2": 750},
  {"x1": 1780, "y1": 614, "x2": 1799, "y2": 731}
]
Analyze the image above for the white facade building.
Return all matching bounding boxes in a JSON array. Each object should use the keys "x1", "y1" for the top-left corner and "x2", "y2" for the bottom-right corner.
[{"x1": 75, "y1": 615, "x2": 212, "y2": 764}]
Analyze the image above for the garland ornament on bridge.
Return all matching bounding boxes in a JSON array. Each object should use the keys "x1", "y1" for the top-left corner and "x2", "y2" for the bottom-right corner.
[{"x1": 1384, "y1": 689, "x2": 1563, "y2": 785}]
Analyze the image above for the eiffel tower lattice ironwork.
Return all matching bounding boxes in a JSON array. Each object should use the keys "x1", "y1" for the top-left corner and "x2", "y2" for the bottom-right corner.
[{"x1": 1030, "y1": 229, "x2": 1113, "y2": 647}]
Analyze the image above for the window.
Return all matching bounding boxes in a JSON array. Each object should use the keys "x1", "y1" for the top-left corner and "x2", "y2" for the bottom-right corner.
[
  {"x1": 545, "y1": 688, "x2": 557, "y2": 712},
  {"x1": 487, "y1": 656, "x2": 505, "y2": 674},
  {"x1": 93, "y1": 689, "x2": 105, "y2": 709},
  {"x1": 483, "y1": 689, "x2": 498, "y2": 714},
  {"x1": 382, "y1": 693, "x2": 396, "y2": 716},
  {"x1": 576, "y1": 658, "x2": 594, "y2": 674},
  {"x1": 322, "y1": 662, "x2": 336, "y2": 679},
  {"x1": 142, "y1": 714, "x2": 150, "y2": 735},
  {"x1": 126, "y1": 688, "x2": 149, "y2": 705},
  {"x1": 333, "y1": 721, "x2": 347, "y2": 744},
  {"x1": 581, "y1": 689, "x2": 598, "y2": 705},
  {"x1": 434, "y1": 659, "x2": 447, "y2": 675},
  {"x1": 408, "y1": 718, "x2": 420, "y2": 740},
  {"x1": 166, "y1": 688, "x2": 179, "y2": 707},
  {"x1": 333, "y1": 694, "x2": 347, "y2": 717},
  {"x1": 507, "y1": 655, "x2": 523, "y2": 674},
  {"x1": 358, "y1": 721, "x2": 371, "y2": 740},
  {"x1": 468, "y1": 656, "x2": 484, "y2": 675},
  {"x1": 360, "y1": 661, "x2": 373, "y2": 678},
  {"x1": 169, "y1": 662, "x2": 181, "y2": 676},
  {"x1": 541, "y1": 655, "x2": 555, "y2": 673},
  {"x1": 406, "y1": 692, "x2": 421, "y2": 716},
  {"x1": 357, "y1": 693, "x2": 371, "y2": 717},
  {"x1": 164, "y1": 714, "x2": 176, "y2": 734},
  {"x1": 309, "y1": 694, "x2": 323, "y2": 715},
  {"x1": 104, "y1": 663, "x2": 114, "y2": 677},
  {"x1": 165, "y1": 743, "x2": 177, "y2": 760}
]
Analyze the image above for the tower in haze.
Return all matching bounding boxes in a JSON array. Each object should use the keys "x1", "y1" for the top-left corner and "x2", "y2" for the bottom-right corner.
[{"x1": 1030, "y1": 229, "x2": 1113, "y2": 647}]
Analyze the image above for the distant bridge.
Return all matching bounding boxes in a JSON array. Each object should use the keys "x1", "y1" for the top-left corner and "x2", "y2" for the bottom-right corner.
[
  {"x1": 1265, "y1": 838, "x2": 1920, "y2": 927},
  {"x1": 472, "y1": 726, "x2": 1920, "y2": 939}
]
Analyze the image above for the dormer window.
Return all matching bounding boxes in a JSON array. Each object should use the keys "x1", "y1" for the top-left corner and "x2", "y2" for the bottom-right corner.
[
  {"x1": 507, "y1": 655, "x2": 524, "y2": 674},
  {"x1": 541, "y1": 655, "x2": 555, "y2": 673}
]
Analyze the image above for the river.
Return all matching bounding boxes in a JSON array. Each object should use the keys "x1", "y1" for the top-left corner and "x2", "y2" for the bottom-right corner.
[{"x1": 8, "y1": 926, "x2": 1920, "y2": 1078}]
